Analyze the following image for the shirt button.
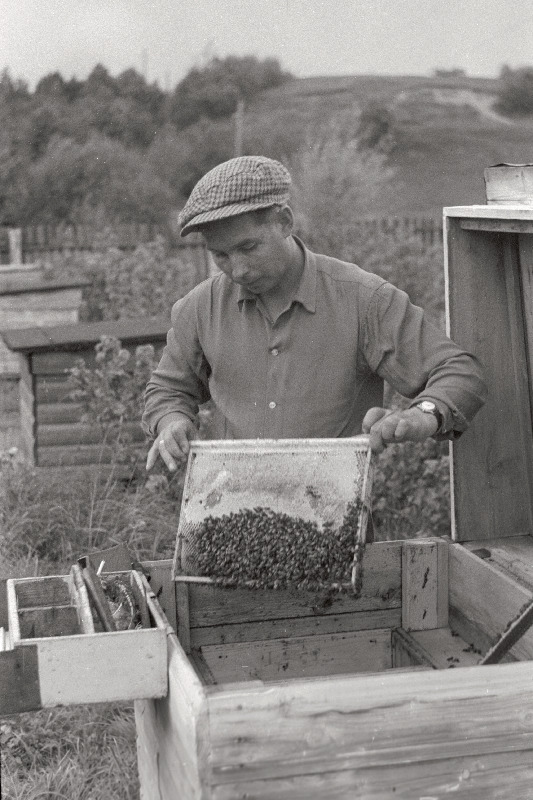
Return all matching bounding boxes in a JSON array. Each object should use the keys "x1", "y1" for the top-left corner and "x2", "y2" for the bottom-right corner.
[
  {"x1": 268, "y1": 401, "x2": 277, "y2": 409},
  {"x1": 271, "y1": 348, "x2": 279, "y2": 356}
]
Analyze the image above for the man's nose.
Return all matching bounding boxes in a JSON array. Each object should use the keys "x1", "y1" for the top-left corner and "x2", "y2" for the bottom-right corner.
[{"x1": 229, "y1": 254, "x2": 249, "y2": 280}]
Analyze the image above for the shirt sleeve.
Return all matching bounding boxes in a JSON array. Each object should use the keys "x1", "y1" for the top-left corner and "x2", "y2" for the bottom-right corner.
[
  {"x1": 363, "y1": 282, "x2": 487, "y2": 438},
  {"x1": 142, "y1": 289, "x2": 211, "y2": 438}
]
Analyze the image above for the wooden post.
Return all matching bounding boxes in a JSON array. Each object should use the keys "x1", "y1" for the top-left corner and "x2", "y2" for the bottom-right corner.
[{"x1": 8, "y1": 228, "x2": 22, "y2": 265}]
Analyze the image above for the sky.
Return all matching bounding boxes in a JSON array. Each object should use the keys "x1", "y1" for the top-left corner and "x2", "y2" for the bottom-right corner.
[{"x1": 2, "y1": 0, "x2": 533, "y2": 90}]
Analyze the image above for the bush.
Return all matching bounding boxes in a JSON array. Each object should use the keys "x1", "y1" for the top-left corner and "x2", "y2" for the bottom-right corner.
[{"x1": 495, "y1": 64, "x2": 533, "y2": 116}]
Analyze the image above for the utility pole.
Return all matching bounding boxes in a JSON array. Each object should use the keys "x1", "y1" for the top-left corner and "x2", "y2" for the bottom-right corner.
[{"x1": 234, "y1": 98, "x2": 244, "y2": 157}]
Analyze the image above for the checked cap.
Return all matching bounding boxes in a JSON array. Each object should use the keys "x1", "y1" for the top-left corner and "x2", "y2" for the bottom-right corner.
[{"x1": 178, "y1": 156, "x2": 291, "y2": 237}]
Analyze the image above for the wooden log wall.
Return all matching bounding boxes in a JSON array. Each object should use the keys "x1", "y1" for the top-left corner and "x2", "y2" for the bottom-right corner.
[{"x1": 4, "y1": 318, "x2": 169, "y2": 468}]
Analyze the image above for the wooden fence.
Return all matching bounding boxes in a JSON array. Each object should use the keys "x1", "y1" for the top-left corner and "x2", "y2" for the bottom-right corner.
[{"x1": 0, "y1": 217, "x2": 443, "y2": 264}]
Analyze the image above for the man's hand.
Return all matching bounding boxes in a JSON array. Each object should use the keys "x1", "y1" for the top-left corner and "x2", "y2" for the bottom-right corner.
[
  {"x1": 146, "y1": 415, "x2": 197, "y2": 471},
  {"x1": 362, "y1": 406, "x2": 439, "y2": 454}
]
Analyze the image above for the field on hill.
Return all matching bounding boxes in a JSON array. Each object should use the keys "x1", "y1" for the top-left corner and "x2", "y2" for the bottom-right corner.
[{"x1": 255, "y1": 74, "x2": 533, "y2": 216}]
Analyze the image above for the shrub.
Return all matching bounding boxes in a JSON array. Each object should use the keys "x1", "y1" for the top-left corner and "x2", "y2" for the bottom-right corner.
[{"x1": 495, "y1": 65, "x2": 533, "y2": 116}]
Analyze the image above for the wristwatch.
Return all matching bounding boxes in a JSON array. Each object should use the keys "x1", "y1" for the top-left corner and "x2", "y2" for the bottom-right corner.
[{"x1": 414, "y1": 400, "x2": 443, "y2": 432}]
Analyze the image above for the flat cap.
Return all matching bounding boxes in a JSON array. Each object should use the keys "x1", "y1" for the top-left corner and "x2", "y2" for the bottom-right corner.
[{"x1": 178, "y1": 156, "x2": 291, "y2": 237}]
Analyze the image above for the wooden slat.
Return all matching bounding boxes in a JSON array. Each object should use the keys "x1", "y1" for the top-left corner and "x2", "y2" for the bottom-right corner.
[
  {"x1": 37, "y1": 421, "x2": 144, "y2": 447},
  {"x1": 36, "y1": 443, "x2": 129, "y2": 467},
  {"x1": 200, "y1": 629, "x2": 392, "y2": 684},
  {"x1": 35, "y1": 377, "x2": 75, "y2": 404},
  {"x1": 135, "y1": 634, "x2": 209, "y2": 800},
  {"x1": 18, "y1": 606, "x2": 80, "y2": 639},
  {"x1": 409, "y1": 627, "x2": 480, "y2": 669},
  {"x1": 460, "y1": 218, "x2": 533, "y2": 233},
  {"x1": 391, "y1": 628, "x2": 435, "y2": 668},
  {"x1": 190, "y1": 607, "x2": 402, "y2": 647},
  {"x1": 141, "y1": 559, "x2": 176, "y2": 632},
  {"x1": 176, "y1": 582, "x2": 191, "y2": 654},
  {"x1": 401, "y1": 540, "x2": 439, "y2": 631},
  {"x1": 13, "y1": 575, "x2": 71, "y2": 608},
  {"x1": 464, "y1": 535, "x2": 533, "y2": 588},
  {"x1": 449, "y1": 543, "x2": 533, "y2": 660},
  {"x1": 0, "y1": 645, "x2": 42, "y2": 715},
  {"x1": 211, "y1": 751, "x2": 533, "y2": 799},
  {"x1": 207, "y1": 660, "x2": 533, "y2": 787},
  {"x1": 518, "y1": 233, "x2": 533, "y2": 419},
  {"x1": 36, "y1": 402, "x2": 83, "y2": 424},
  {"x1": 188, "y1": 542, "x2": 402, "y2": 628},
  {"x1": 18, "y1": 355, "x2": 35, "y2": 465},
  {"x1": 445, "y1": 221, "x2": 533, "y2": 540}
]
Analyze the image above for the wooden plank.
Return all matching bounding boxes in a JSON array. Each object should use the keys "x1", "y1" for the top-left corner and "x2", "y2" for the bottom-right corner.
[
  {"x1": 18, "y1": 355, "x2": 35, "y2": 465},
  {"x1": 401, "y1": 540, "x2": 438, "y2": 631},
  {"x1": 135, "y1": 634, "x2": 209, "y2": 800},
  {"x1": 24, "y1": 627, "x2": 167, "y2": 705},
  {"x1": 464, "y1": 536, "x2": 533, "y2": 589},
  {"x1": 436, "y1": 537, "x2": 449, "y2": 627},
  {"x1": 12, "y1": 575, "x2": 71, "y2": 608},
  {"x1": 445, "y1": 221, "x2": 533, "y2": 540},
  {"x1": 32, "y1": 349, "x2": 96, "y2": 375},
  {"x1": 176, "y1": 581, "x2": 191, "y2": 654},
  {"x1": 190, "y1": 607, "x2": 402, "y2": 647},
  {"x1": 35, "y1": 377, "x2": 74, "y2": 404},
  {"x1": 71, "y1": 564, "x2": 96, "y2": 634},
  {"x1": 0, "y1": 645, "x2": 42, "y2": 715},
  {"x1": 391, "y1": 628, "x2": 435, "y2": 669},
  {"x1": 518, "y1": 233, "x2": 533, "y2": 421},
  {"x1": 200, "y1": 629, "x2": 392, "y2": 684},
  {"x1": 188, "y1": 541, "x2": 402, "y2": 628},
  {"x1": 211, "y1": 751, "x2": 533, "y2": 799},
  {"x1": 18, "y1": 606, "x2": 80, "y2": 639},
  {"x1": 37, "y1": 421, "x2": 144, "y2": 446},
  {"x1": 142, "y1": 559, "x2": 176, "y2": 632},
  {"x1": 460, "y1": 218, "x2": 533, "y2": 233},
  {"x1": 36, "y1": 401, "x2": 83, "y2": 424},
  {"x1": 409, "y1": 628, "x2": 481, "y2": 669},
  {"x1": 449, "y1": 543, "x2": 533, "y2": 659},
  {"x1": 37, "y1": 443, "x2": 126, "y2": 466},
  {"x1": 207, "y1": 660, "x2": 533, "y2": 787}
]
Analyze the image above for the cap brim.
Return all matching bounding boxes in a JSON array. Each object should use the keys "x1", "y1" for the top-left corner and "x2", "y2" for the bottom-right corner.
[{"x1": 179, "y1": 195, "x2": 289, "y2": 237}]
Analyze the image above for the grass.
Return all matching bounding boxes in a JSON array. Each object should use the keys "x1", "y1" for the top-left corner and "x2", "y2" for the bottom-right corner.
[{"x1": 0, "y1": 450, "x2": 185, "y2": 800}]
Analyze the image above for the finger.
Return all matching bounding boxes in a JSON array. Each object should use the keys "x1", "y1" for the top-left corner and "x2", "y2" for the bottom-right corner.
[
  {"x1": 393, "y1": 417, "x2": 410, "y2": 440},
  {"x1": 146, "y1": 439, "x2": 160, "y2": 471},
  {"x1": 362, "y1": 407, "x2": 390, "y2": 434},
  {"x1": 370, "y1": 412, "x2": 402, "y2": 452},
  {"x1": 158, "y1": 439, "x2": 178, "y2": 472}
]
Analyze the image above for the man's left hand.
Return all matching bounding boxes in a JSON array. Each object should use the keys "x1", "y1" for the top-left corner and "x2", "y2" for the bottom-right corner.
[{"x1": 362, "y1": 406, "x2": 439, "y2": 454}]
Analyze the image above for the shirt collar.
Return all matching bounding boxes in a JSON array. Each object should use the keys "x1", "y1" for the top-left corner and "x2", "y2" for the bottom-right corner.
[{"x1": 236, "y1": 236, "x2": 317, "y2": 313}]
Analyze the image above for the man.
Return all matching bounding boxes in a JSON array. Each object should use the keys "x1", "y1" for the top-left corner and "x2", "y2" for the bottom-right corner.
[{"x1": 143, "y1": 156, "x2": 486, "y2": 472}]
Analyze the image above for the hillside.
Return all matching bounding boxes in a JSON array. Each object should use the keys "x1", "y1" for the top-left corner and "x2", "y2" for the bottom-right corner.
[{"x1": 253, "y1": 74, "x2": 533, "y2": 216}]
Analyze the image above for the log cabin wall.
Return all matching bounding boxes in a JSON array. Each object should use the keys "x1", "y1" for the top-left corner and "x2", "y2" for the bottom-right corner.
[
  {"x1": 444, "y1": 205, "x2": 533, "y2": 542},
  {"x1": 2, "y1": 317, "x2": 169, "y2": 467}
]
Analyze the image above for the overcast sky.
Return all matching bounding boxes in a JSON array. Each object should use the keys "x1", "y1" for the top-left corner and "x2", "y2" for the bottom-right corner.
[{"x1": 2, "y1": 0, "x2": 533, "y2": 89}]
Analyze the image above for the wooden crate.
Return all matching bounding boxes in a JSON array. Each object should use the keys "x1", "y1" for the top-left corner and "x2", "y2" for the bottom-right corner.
[
  {"x1": 1, "y1": 570, "x2": 170, "y2": 713},
  {"x1": 135, "y1": 536, "x2": 533, "y2": 798}
]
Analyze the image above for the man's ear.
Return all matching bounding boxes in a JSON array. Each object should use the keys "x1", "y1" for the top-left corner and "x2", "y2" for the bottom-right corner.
[{"x1": 277, "y1": 205, "x2": 294, "y2": 237}]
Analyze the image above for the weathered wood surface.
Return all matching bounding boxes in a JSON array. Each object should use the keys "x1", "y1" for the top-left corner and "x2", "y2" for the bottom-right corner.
[
  {"x1": 13, "y1": 575, "x2": 71, "y2": 608},
  {"x1": 464, "y1": 535, "x2": 533, "y2": 589},
  {"x1": 460, "y1": 217, "x2": 533, "y2": 233},
  {"x1": 449, "y1": 543, "x2": 533, "y2": 659},
  {"x1": 37, "y1": 421, "x2": 144, "y2": 447},
  {"x1": 18, "y1": 605, "x2": 80, "y2": 639},
  {"x1": 187, "y1": 541, "x2": 402, "y2": 630},
  {"x1": 200, "y1": 629, "x2": 392, "y2": 684},
  {"x1": 519, "y1": 233, "x2": 533, "y2": 417},
  {"x1": 401, "y1": 540, "x2": 440, "y2": 631},
  {"x1": 135, "y1": 634, "x2": 209, "y2": 800},
  {"x1": 445, "y1": 217, "x2": 533, "y2": 541},
  {"x1": 207, "y1": 661, "x2": 533, "y2": 790},
  {"x1": 190, "y1": 607, "x2": 402, "y2": 647}
]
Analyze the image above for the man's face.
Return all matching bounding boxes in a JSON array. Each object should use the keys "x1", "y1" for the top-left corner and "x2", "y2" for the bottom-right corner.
[{"x1": 202, "y1": 209, "x2": 292, "y2": 295}]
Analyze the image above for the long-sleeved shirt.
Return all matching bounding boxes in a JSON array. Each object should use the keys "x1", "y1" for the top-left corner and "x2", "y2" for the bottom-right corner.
[{"x1": 143, "y1": 238, "x2": 487, "y2": 440}]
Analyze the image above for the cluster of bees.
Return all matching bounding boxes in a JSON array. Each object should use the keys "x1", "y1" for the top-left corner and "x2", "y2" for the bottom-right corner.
[{"x1": 191, "y1": 499, "x2": 364, "y2": 592}]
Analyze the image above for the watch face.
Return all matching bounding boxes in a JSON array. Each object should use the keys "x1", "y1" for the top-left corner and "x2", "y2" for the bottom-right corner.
[{"x1": 418, "y1": 401, "x2": 436, "y2": 413}]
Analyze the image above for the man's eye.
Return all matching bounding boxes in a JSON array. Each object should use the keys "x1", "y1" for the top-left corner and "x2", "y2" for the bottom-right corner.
[{"x1": 241, "y1": 243, "x2": 257, "y2": 252}]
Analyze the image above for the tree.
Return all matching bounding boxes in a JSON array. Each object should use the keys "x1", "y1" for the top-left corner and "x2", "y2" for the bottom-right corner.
[
  {"x1": 495, "y1": 65, "x2": 533, "y2": 116},
  {"x1": 169, "y1": 55, "x2": 292, "y2": 130},
  {"x1": 356, "y1": 102, "x2": 396, "y2": 153}
]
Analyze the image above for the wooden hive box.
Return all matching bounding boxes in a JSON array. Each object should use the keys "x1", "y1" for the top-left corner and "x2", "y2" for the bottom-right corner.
[
  {"x1": 2, "y1": 569, "x2": 170, "y2": 713},
  {"x1": 133, "y1": 202, "x2": 533, "y2": 798}
]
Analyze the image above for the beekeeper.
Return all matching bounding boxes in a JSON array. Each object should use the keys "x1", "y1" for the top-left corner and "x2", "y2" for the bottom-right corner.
[{"x1": 143, "y1": 156, "x2": 486, "y2": 470}]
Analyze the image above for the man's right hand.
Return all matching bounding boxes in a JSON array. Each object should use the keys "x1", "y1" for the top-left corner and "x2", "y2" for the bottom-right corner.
[{"x1": 146, "y1": 415, "x2": 197, "y2": 472}]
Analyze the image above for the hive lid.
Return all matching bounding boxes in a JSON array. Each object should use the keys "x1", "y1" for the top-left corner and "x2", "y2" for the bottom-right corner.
[{"x1": 173, "y1": 436, "x2": 372, "y2": 579}]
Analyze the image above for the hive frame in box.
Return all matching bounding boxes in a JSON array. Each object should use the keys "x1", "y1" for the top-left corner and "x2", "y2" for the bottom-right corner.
[
  {"x1": 172, "y1": 436, "x2": 374, "y2": 594},
  {"x1": 3, "y1": 569, "x2": 171, "y2": 711}
]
